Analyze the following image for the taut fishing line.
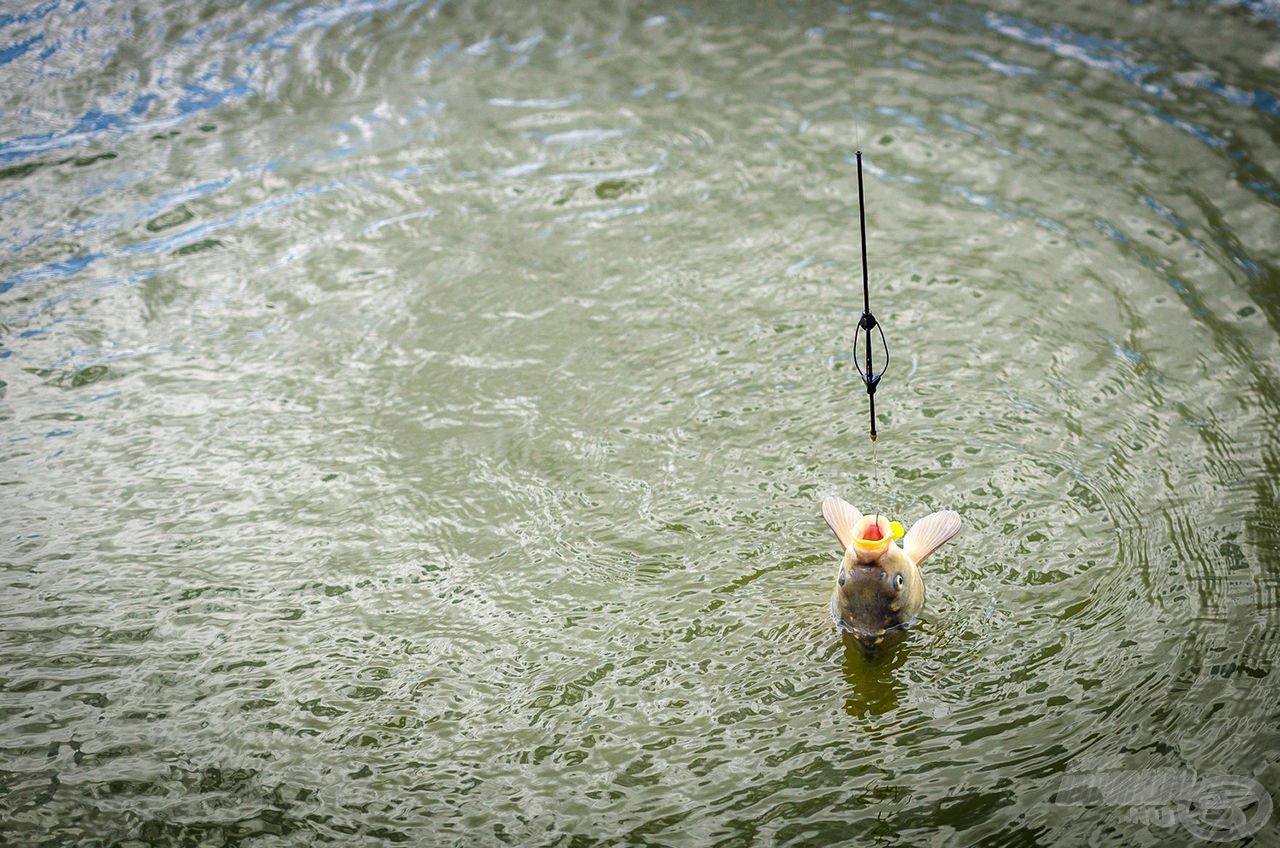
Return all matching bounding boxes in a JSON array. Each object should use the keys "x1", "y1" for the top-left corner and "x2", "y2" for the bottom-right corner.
[
  {"x1": 853, "y1": 150, "x2": 889, "y2": 442},
  {"x1": 852, "y1": 148, "x2": 890, "y2": 523}
]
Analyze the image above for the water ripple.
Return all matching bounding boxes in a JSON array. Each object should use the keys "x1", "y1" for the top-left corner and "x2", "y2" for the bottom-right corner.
[{"x1": 2, "y1": 1, "x2": 1278, "y2": 846}]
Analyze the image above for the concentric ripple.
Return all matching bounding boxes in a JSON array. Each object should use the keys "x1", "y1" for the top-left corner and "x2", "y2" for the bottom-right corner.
[{"x1": 2, "y1": 1, "x2": 1278, "y2": 845}]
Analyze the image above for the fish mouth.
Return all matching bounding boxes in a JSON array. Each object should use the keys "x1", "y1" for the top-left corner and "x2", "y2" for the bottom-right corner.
[{"x1": 851, "y1": 515, "x2": 893, "y2": 559}]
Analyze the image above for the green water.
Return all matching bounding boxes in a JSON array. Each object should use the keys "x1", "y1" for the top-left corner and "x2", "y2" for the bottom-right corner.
[{"x1": 2, "y1": 1, "x2": 1278, "y2": 845}]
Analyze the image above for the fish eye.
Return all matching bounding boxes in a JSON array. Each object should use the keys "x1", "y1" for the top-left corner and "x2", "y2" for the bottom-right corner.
[{"x1": 892, "y1": 573, "x2": 905, "y2": 591}]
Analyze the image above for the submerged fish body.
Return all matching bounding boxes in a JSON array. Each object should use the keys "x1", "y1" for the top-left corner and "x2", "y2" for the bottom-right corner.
[{"x1": 822, "y1": 497, "x2": 961, "y2": 640}]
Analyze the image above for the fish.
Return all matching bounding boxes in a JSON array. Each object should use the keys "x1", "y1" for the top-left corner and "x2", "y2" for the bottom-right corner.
[{"x1": 821, "y1": 497, "x2": 961, "y2": 642}]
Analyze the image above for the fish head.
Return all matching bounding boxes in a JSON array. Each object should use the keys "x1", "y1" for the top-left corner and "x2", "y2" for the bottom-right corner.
[{"x1": 833, "y1": 545, "x2": 922, "y2": 636}]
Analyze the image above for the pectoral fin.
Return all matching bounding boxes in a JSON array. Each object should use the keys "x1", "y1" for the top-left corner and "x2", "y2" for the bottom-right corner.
[
  {"x1": 822, "y1": 497, "x2": 862, "y2": 552},
  {"x1": 903, "y1": 511, "x2": 961, "y2": 566}
]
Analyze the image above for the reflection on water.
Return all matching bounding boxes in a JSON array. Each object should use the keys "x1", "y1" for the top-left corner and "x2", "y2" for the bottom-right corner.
[
  {"x1": 841, "y1": 632, "x2": 910, "y2": 718},
  {"x1": 2, "y1": 0, "x2": 1279, "y2": 844}
]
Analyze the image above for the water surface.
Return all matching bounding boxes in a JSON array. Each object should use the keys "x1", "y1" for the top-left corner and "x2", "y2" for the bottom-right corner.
[{"x1": 2, "y1": 1, "x2": 1279, "y2": 845}]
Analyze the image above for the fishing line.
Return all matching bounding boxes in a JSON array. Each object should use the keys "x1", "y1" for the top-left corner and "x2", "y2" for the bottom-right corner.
[
  {"x1": 871, "y1": 435, "x2": 879, "y2": 524},
  {"x1": 852, "y1": 149, "x2": 890, "y2": 525},
  {"x1": 853, "y1": 151, "x2": 889, "y2": 442}
]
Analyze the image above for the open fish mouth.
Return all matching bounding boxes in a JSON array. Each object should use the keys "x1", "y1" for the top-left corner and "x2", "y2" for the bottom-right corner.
[{"x1": 851, "y1": 515, "x2": 894, "y2": 559}]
